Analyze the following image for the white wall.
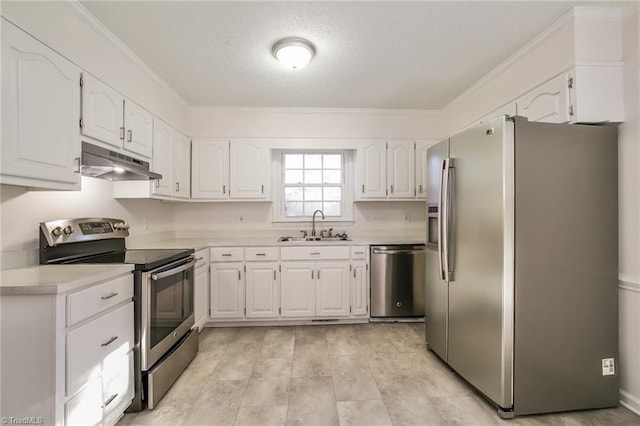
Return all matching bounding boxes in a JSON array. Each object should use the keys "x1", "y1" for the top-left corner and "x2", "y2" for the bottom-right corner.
[{"x1": 618, "y1": 7, "x2": 640, "y2": 415}]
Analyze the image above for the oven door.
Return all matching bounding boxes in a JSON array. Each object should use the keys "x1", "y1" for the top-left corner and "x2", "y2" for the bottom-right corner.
[{"x1": 141, "y1": 256, "x2": 196, "y2": 371}]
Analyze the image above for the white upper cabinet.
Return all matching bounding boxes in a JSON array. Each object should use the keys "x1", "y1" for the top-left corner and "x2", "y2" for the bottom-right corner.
[
  {"x1": 356, "y1": 141, "x2": 387, "y2": 199},
  {"x1": 387, "y1": 140, "x2": 415, "y2": 199},
  {"x1": 1, "y1": 21, "x2": 81, "y2": 190},
  {"x1": 516, "y1": 65, "x2": 623, "y2": 124},
  {"x1": 151, "y1": 119, "x2": 190, "y2": 199},
  {"x1": 191, "y1": 139, "x2": 229, "y2": 199},
  {"x1": 81, "y1": 74, "x2": 153, "y2": 158},
  {"x1": 415, "y1": 140, "x2": 439, "y2": 200},
  {"x1": 173, "y1": 132, "x2": 191, "y2": 199},
  {"x1": 124, "y1": 100, "x2": 154, "y2": 157},
  {"x1": 356, "y1": 140, "x2": 422, "y2": 201},
  {"x1": 230, "y1": 139, "x2": 269, "y2": 199},
  {"x1": 81, "y1": 73, "x2": 124, "y2": 148}
]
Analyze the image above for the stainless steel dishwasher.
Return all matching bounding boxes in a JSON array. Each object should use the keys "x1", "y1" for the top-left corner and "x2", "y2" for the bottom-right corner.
[{"x1": 370, "y1": 245, "x2": 426, "y2": 318}]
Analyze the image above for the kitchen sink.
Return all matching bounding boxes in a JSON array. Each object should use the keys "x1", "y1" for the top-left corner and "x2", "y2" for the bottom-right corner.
[{"x1": 277, "y1": 235, "x2": 352, "y2": 242}]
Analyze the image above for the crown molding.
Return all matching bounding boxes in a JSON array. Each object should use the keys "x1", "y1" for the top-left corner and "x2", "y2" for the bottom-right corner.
[
  {"x1": 188, "y1": 106, "x2": 442, "y2": 116},
  {"x1": 63, "y1": 0, "x2": 188, "y2": 108}
]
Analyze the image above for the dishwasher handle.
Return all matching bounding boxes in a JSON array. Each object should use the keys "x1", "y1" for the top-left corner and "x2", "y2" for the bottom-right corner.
[{"x1": 371, "y1": 247, "x2": 425, "y2": 255}]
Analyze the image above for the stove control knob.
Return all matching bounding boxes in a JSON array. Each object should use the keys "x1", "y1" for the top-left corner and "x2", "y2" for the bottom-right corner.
[
  {"x1": 63, "y1": 225, "x2": 74, "y2": 235},
  {"x1": 122, "y1": 222, "x2": 130, "y2": 230},
  {"x1": 51, "y1": 226, "x2": 63, "y2": 237}
]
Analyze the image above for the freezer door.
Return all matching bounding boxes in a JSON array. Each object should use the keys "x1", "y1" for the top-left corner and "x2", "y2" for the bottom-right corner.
[
  {"x1": 447, "y1": 116, "x2": 514, "y2": 409},
  {"x1": 424, "y1": 139, "x2": 449, "y2": 360}
]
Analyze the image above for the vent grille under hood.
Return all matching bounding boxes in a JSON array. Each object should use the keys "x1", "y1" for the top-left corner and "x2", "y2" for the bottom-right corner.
[{"x1": 81, "y1": 142, "x2": 162, "y2": 181}]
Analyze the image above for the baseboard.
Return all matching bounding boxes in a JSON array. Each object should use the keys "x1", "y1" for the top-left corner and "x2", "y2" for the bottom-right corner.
[{"x1": 620, "y1": 389, "x2": 640, "y2": 416}]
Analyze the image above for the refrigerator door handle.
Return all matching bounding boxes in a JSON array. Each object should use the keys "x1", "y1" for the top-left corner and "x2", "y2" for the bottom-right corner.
[
  {"x1": 446, "y1": 162, "x2": 455, "y2": 281},
  {"x1": 442, "y1": 157, "x2": 451, "y2": 281},
  {"x1": 438, "y1": 159, "x2": 446, "y2": 280}
]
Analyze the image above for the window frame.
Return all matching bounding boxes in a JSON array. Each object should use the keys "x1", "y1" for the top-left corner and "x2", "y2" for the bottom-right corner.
[{"x1": 272, "y1": 149, "x2": 354, "y2": 223}]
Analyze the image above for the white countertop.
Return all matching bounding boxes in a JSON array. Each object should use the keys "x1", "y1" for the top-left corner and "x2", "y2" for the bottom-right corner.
[
  {"x1": 131, "y1": 236, "x2": 425, "y2": 251},
  {"x1": 0, "y1": 264, "x2": 134, "y2": 295}
]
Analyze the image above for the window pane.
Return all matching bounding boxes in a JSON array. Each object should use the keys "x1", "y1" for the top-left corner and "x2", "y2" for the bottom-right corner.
[
  {"x1": 285, "y1": 187, "x2": 303, "y2": 201},
  {"x1": 304, "y1": 202, "x2": 323, "y2": 216},
  {"x1": 304, "y1": 170, "x2": 322, "y2": 184},
  {"x1": 285, "y1": 154, "x2": 303, "y2": 169},
  {"x1": 323, "y1": 202, "x2": 341, "y2": 216},
  {"x1": 323, "y1": 187, "x2": 341, "y2": 201},
  {"x1": 285, "y1": 202, "x2": 303, "y2": 217},
  {"x1": 305, "y1": 154, "x2": 322, "y2": 168},
  {"x1": 323, "y1": 170, "x2": 341, "y2": 184},
  {"x1": 304, "y1": 187, "x2": 322, "y2": 201},
  {"x1": 323, "y1": 154, "x2": 341, "y2": 169},
  {"x1": 285, "y1": 170, "x2": 303, "y2": 184}
]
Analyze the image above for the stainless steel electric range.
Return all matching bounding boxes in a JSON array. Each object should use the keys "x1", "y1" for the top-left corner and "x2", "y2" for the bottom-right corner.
[{"x1": 39, "y1": 218, "x2": 198, "y2": 411}]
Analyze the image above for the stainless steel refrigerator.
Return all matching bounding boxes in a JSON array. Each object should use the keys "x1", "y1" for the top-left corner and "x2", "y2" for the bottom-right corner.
[{"x1": 425, "y1": 115, "x2": 619, "y2": 418}]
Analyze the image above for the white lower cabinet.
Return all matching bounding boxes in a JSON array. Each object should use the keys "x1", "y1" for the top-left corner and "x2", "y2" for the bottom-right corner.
[
  {"x1": 193, "y1": 249, "x2": 210, "y2": 330},
  {"x1": 0, "y1": 271, "x2": 134, "y2": 426},
  {"x1": 210, "y1": 262, "x2": 245, "y2": 319},
  {"x1": 351, "y1": 262, "x2": 369, "y2": 317},
  {"x1": 280, "y1": 262, "x2": 316, "y2": 317},
  {"x1": 245, "y1": 262, "x2": 279, "y2": 318},
  {"x1": 315, "y1": 262, "x2": 350, "y2": 317}
]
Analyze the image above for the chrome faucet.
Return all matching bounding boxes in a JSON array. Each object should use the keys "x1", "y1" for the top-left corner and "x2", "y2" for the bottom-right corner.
[{"x1": 311, "y1": 209, "x2": 325, "y2": 237}]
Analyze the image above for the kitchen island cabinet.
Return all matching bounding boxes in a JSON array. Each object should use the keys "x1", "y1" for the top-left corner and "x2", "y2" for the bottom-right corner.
[{"x1": 0, "y1": 265, "x2": 135, "y2": 426}]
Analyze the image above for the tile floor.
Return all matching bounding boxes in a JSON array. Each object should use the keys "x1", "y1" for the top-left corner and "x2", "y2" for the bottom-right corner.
[{"x1": 118, "y1": 323, "x2": 640, "y2": 426}]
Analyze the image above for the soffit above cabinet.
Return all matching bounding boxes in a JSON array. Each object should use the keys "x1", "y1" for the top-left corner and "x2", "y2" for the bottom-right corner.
[{"x1": 78, "y1": 1, "x2": 623, "y2": 110}]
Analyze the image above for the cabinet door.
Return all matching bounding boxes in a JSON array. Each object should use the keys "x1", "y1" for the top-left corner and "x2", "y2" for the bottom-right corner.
[
  {"x1": 516, "y1": 72, "x2": 570, "y2": 123},
  {"x1": 124, "y1": 100, "x2": 153, "y2": 157},
  {"x1": 351, "y1": 262, "x2": 368, "y2": 317},
  {"x1": 415, "y1": 140, "x2": 437, "y2": 200},
  {"x1": 151, "y1": 120, "x2": 173, "y2": 196},
  {"x1": 230, "y1": 140, "x2": 268, "y2": 199},
  {"x1": 245, "y1": 262, "x2": 279, "y2": 318},
  {"x1": 172, "y1": 131, "x2": 191, "y2": 199},
  {"x1": 81, "y1": 73, "x2": 124, "y2": 148},
  {"x1": 280, "y1": 263, "x2": 315, "y2": 317},
  {"x1": 316, "y1": 262, "x2": 350, "y2": 317},
  {"x1": 194, "y1": 265, "x2": 209, "y2": 328},
  {"x1": 192, "y1": 139, "x2": 229, "y2": 199},
  {"x1": 210, "y1": 263, "x2": 245, "y2": 319},
  {"x1": 1, "y1": 22, "x2": 81, "y2": 190},
  {"x1": 357, "y1": 141, "x2": 386, "y2": 199},
  {"x1": 387, "y1": 140, "x2": 415, "y2": 199}
]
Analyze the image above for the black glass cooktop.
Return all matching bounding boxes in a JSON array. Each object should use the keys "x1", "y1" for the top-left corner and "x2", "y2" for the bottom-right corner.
[{"x1": 70, "y1": 248, "x2": 194, "y2": 271}]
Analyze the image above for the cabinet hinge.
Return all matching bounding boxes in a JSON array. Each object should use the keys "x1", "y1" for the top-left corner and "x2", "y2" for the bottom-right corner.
[
  {"x1": 79, "y1": 73, "x2": 84, "y2": 87},
  {"x1": 567, "y1": 77, "x2": 574, "y2": 89},
  {"x1": 79, "y1": 118, "x2": 83, "y2": 129}
]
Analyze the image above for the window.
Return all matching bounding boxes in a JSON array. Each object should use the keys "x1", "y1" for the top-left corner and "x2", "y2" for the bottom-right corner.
[{"x1": 274, "y1": 150, "x2": 353, "y2": 222}]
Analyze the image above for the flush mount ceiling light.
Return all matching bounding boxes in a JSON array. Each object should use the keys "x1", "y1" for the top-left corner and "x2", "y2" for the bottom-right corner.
[{"x1": 272, "y1": 37, "x2": 315, "y2": 70}]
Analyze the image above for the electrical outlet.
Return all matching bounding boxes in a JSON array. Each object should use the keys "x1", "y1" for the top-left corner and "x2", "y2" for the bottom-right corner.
[
  {"x1": 602, "y1": 358, "x2": 615, "y2": 376},
  {"x1": 402, "y1": 213, "x2": 410, "y2": 224},
  {"x1": 373, "y1": 212, "x2": 386, "y2": 222},
  {"x1": 239, "y1": 216, "x2": 245, "y2": 223}
]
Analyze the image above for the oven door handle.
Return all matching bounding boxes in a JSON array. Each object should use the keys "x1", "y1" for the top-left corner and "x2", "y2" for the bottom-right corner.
[{"x1": 150, "y1": 258, "x2": 197, "y2": 281}]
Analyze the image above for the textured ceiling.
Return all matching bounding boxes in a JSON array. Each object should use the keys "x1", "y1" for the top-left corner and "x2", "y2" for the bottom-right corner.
[{"x1": 81, "y1": 1, "x2": 620, "y2": 109}]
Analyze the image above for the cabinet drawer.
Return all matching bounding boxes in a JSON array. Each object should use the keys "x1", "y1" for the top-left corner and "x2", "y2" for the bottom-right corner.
[
  {"x1": 280, "y1": 246, "x2": 349, "y2": 261},
  {"x1": 67, "y1": 302, "x2": 134, "y2": 396},
  {"x1": 210, "y1": 247, "x2": 244, "y2": 262},
  {"x1": 66, "y1": 376, "x2": 103, "y2": 426},
  {"x1": 245, "y1": 247, "x2": 278, "y2": 261},
  {"x1": 351, "y1": 246, "x2": 368, "y2": 260},
  {"x1": 67, "y1": 274, "x2": 133, "y2": 326},
  {"x1": 194, "y1": 248, "x2": 210, "y2": 269}
]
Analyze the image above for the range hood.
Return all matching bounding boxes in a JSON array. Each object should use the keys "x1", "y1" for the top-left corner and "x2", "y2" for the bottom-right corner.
[{"x1": 81, "y1": 142, "x2": 162, "y2": 181}]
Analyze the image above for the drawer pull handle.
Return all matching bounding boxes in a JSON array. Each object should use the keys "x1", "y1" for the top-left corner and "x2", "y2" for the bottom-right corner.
[
  {"x1": 354, "y1": 251, "x2": 364, "y2": 255},
  {"x1": 310, "y1": 252, "x2": 320, "y2": 255},
  {"x1": 222, "y1": 253, "x2": 232, "y2": 257},
  {"x1": 101, "y1": 292, "x2": 119, "y2": 300},
  {"x1": 256, "y1": 253, "x2": 266, "y2": 256},
  {"x1": 102, "y1": 393, "x2": 118, "y2": 408},
  {"x1": 101, "y1": 336, "x2": 118, "y2": 347},
  {"x1": 197, "y1": 257, "x2": 205, "y2": 261}
]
